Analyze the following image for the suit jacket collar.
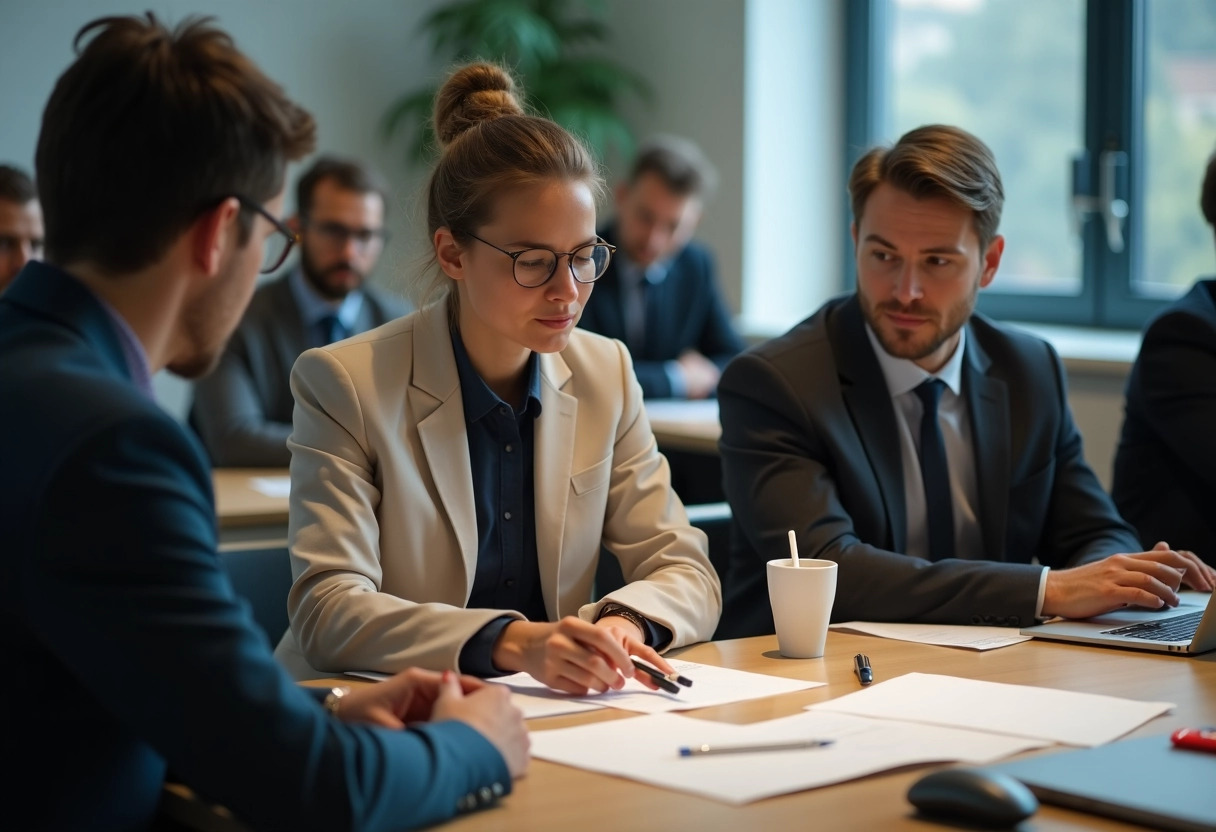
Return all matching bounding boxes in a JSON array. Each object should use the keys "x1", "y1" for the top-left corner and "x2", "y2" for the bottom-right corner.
[
  {"x1": 3, "y1": 261, "x2": 133, "y2": 384},
  {"x1": 960, "y1": 319, "x2": 1010, "y2": 559},
  {"x1": 828, "y1": 296, "x2": 907, "y2": 551},
  {"x1": 409, "y1": 300, "x2": 577, "y2": 616}
]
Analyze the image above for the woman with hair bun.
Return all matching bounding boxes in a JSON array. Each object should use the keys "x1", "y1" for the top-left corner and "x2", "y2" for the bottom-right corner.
[{"x1": 276, "y1": 62, "x2": 721, "y2": 694}]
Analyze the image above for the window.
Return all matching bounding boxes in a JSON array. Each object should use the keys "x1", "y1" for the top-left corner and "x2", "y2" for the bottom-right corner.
[{"x1": 848, "y1": 0, "x2": 1216, "y2": 328}]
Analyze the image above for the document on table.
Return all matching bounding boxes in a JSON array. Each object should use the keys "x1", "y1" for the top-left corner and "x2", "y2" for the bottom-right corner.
[
  {"x1": 348, "y1": 660, "x2": 822, "y2": 719},
  {"x1": 490, "y1": 659, "x2": 824, "y2": 715},
  {"x1": 249, "y1": 475, "x2": 290, "y2": 498},
  {"x1": 809, "y1": 672, "x2": 1173, "y2": 747},
  {"x1": 828, "y1": 621, "x2": 1032, "y2": 650},
  {"x1": 530, "y1": 710, "x2": 1049, "y2": 805}
]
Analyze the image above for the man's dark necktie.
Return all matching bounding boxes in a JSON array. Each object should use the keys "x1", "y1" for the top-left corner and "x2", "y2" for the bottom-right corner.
[
  {"x1": 914, "y1": 378, "x2": 955, "y2": 560},
  {"x1": 319, "y1": 313, "x2": 346, "y2": 346},
  {"x1": 623, "y1": 271, "x2": 648, "y2": 355}
]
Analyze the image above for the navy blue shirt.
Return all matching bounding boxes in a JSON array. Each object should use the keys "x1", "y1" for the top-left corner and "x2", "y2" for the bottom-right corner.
[{"x1": 452, "y1": 331, "x2": 547, "y2": 675}]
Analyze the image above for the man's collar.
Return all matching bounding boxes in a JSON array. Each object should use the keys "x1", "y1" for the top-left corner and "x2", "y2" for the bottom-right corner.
[
  {"x1": 287, "y1": 267, "x2": 364, "y2": 330},
  {"x1": 617, "y1": 250, "x2": 671, "y2": 286},
  {"x1": 864, "y1": 322, "x2": 967, "y2": 399}
]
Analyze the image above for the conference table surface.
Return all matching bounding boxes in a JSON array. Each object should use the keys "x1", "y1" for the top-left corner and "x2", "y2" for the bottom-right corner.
[
  {"x1": 213, "y1": 467, "x2": 290, "y2": 530},
  {"x1": 418, "y1": 630, "x2": 1215, "y2": 832}
]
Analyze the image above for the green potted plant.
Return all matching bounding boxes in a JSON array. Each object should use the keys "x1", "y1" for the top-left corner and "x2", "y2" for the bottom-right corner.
[{"x1": 383, "y1": 0, "x2": 652, "y2": 166}]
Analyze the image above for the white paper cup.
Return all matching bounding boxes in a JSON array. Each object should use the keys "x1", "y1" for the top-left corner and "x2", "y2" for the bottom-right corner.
[{"x1": 766, "y1": 558, "x2": 837, "y2": 658}]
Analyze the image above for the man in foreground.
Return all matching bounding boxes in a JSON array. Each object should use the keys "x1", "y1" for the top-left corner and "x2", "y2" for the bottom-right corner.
[{"x1": 1, "y1": 14, "x2": 525, "y2": 831}]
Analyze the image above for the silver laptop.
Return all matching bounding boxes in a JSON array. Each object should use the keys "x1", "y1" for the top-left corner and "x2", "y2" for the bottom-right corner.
[{"x1": 1021, "y1": 590, "x2": 1216, "y2": 654}]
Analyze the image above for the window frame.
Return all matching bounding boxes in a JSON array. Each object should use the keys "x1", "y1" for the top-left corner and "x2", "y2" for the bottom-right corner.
[{"x1": 845, "y1": 0, "x2": 1168, "y2": 329}]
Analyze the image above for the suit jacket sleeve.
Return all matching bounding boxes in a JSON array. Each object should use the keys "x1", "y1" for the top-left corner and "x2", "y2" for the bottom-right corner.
[
  {"x1": 1033, "y1": 343, "x2": 1142, "y2": 566},
  {"x1": 718, "y1": 350, "x2": 1043, "y2": 631},
  {"x1": 628, "y1": 357, "x2": 677, "y2": 399},
  {"x1": 28, "y1": 413, "x2": 509, "y2": 832},
  {"x1": 1128, "y1": 307, "x2": 1216, "y2": 488},
  {"x1": 285, "y1": 346, "x2": 520, "y2": 674},
  {"x1": 190, "y1": 325, "x2": 292, "y2": 466},
  {"x1": 585, "y1": 339, "x2": 722, "y2": 644}
]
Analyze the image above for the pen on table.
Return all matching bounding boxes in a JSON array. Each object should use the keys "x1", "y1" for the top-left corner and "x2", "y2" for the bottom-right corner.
[
  {"x1": 854, "y1": 653, "x2": 873, "y2": 686},
  {"x1": 631, "y1": 658, "x2": 692, "y2": 694},
  {"x1": 679, "y1": 739, "x2": 835, "y2": 757}
]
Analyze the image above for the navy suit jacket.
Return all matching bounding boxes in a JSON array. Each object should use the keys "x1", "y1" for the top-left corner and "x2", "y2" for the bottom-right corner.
[
  {"x1": 1, "y1": 262, "x2": 507, "y2": 831},
  {"x1": 716, "y1": 295, "x2": 1140, "y2": 638},
  {"x1": 578, "y1": 223, "x2": 745, "y2": 397},
  {"x1": 1113, "y1": 279, "x2": 1216, "y2": 565},
  {"x1": 190, "y1": 272, "x2": 407, "y2": 466}
]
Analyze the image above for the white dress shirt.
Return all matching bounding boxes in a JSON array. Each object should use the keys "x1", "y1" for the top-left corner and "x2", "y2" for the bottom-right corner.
[{"x1": 864, "y1": 324, "x2": 1049, "y2": 614}]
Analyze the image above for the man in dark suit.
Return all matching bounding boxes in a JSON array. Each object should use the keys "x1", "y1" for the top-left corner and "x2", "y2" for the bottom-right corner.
[
  {"x1": 190, "y1": 155, "x2": 407, "y2": 466},
  {"x1": 579, "y1": 135, "x2": 745, "y2": 399},
  {"x1": 717, "y1": 125, "x2": 1215, "y2": 639},
  {"x1": 1113, "y1": 149, "x2": 1216, "y2": 566},
  {"x1": 0, "y1": 14, "x2": 525, "y2": 831}
]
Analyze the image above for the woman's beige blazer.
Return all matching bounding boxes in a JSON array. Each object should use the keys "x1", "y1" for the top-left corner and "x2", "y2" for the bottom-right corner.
[{"x1": 275, "y1": 301, "x2": 721, "y2": 678}]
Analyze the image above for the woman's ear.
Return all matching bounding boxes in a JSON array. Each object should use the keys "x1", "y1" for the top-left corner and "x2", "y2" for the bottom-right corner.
[{"x1": 434, "y1": 227, "x2": 466, "y2": 281}]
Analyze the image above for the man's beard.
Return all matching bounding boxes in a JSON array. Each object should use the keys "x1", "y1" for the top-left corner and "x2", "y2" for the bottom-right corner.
[
  {"x1": 301, "y1": 248, "x2": 363, "y2": 301},
  {"x1": 860, "y1": 290, "x2": 974, "y2": 364}
]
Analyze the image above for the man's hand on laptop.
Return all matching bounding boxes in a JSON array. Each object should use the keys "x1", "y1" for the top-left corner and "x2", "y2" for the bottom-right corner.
[{"x1": 1043, "y1": 543, "x2": 1215, "y2": 620}]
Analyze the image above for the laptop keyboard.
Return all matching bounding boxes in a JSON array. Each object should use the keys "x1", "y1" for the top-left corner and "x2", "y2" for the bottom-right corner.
[{"x1": 1101, "y1": 610, "x2": 1204, "y2": 643}]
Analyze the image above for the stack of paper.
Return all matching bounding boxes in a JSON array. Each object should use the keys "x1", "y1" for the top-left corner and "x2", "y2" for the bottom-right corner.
[
  {"x1": 529, "y1": 670, "x2": 1175, "y2": 804},
  {"x1": 808, "y1": 672, "x2": 1174, "y2": 747},
  {"x1": 530, "y1": 710, "x2": 1050, "y2": 804}
]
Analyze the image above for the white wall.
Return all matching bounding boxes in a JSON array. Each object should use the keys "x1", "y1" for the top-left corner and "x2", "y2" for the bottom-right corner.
[
  {"x1": 0, "y1": 0, "x2": 448, "y2": 417},
  {"x1": 602, "y1": 0, "x2": 748, "y2": 311}
]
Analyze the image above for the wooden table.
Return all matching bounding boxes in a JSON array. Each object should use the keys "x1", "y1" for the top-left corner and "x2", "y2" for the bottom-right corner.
[
  {"x1": 440, "y1": 631, "x2": 1216, "y2": 831},
  {"x1": 213, "y1": 468, "x2": 290, "y2": 546},
  {"x1": 644, "y1": 398, "x2": 721, "y2": 455}
]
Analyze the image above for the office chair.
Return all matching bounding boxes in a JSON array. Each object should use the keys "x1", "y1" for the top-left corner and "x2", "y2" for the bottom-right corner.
[{"x1": 217, "y1": 542, "x2": 293, "y2": 645}]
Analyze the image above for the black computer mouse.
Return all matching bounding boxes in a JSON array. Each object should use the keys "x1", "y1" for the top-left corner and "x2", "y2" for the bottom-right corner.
[{"x1": 907, "y1": 766, "x2": 1039, "y2": 828}]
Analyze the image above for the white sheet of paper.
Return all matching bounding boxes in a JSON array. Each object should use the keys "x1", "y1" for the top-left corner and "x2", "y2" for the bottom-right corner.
[
  {"x1": 530, "y1": 710, "x2": 1049, "y2": 805},
  {"x1": 249, "y1": 476, "x2": 291, "y2": 498},
  {"x1": 829, "y1": 621, "x2": 1032, "y2": 650},
  {"x1": 489, "y1": 659, "x2": 823, "y2": 714},
  {"x1": 809, "y1": 672, "x2": 1173, "y2": 747}
]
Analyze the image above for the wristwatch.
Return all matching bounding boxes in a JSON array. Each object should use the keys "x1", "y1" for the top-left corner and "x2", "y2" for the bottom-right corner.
[
  {"x1": 323, "y1": 685, "x2": 351, "y2": 717},
  {"x1": 597, "y1": 604, "x2": 648, "y2": 640}
]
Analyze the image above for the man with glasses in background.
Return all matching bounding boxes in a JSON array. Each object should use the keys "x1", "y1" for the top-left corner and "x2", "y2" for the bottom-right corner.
[
  {"x1": 191, "y1": 155, "x2": 407, "y2": 466},
  {"x1": 0, "y1": 164, "x2": 44, "y2": 294}
]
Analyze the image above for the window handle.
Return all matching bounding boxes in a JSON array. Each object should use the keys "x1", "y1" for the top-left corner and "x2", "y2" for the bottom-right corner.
[{"x1": 1071, "y1": 149, "x2": 1129, "y2": 253}]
